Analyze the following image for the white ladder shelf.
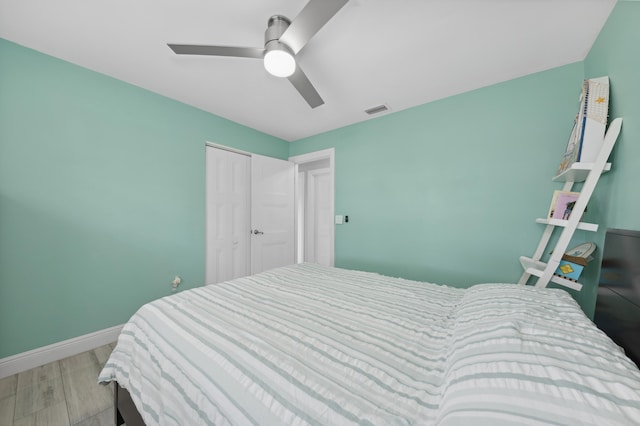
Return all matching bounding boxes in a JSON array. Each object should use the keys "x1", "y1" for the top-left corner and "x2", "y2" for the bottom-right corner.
[{"x1": 518, "y1": 118, "x2": 622, "y2": 291}]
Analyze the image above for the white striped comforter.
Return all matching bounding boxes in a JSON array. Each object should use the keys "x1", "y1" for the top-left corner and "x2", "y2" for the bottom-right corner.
[{"x1": 99, "y1": 263, "x2": 640, "y2": 425}]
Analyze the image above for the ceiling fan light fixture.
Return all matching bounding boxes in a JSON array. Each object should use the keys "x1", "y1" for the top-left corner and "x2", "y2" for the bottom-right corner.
[{"x1": 264, "y1": 41, "x2": 296, "y2": 78}]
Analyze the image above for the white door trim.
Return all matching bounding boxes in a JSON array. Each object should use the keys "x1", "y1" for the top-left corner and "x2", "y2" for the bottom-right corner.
[
  {"x1": 205, "y1": 141, "x2": 252, "y2": 157},
  {"x1": 295, "y1": 169, "x2": 306, "y2": 263},
  {"x1": 289, "y1": 148, "x2": 335, "y2": 266}
]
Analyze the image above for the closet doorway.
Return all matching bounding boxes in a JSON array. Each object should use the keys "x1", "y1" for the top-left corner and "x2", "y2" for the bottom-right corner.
[
  {"x1": 205, "y1": 145, "x2": 295, "y2": 284},
  {"x1": 290, "y1": 148, "x2": 335, "y2": 267}
]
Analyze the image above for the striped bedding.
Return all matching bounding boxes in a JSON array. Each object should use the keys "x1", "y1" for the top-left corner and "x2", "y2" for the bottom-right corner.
[{"x1": 99, "y1": 263, "x2": 640, "y2": 425}]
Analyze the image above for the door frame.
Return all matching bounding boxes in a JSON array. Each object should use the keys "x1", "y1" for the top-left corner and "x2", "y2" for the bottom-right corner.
[
  {"x1": 206, "y1": 142, "x2": 253, "y2": 157},
  {"x1": 289, "y1": 148, "x2": 335, "y2": 266}
]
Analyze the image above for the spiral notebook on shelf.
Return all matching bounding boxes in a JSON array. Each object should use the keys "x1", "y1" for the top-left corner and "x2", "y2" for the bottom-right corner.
[{"x1": 556, "y1": 76, "x2": 609, "y2": 177}]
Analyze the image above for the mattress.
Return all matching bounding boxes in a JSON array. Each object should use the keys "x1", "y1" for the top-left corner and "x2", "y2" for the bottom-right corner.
[{"x1": 99, "y1": 263, "x2": 640, "y2": 425}]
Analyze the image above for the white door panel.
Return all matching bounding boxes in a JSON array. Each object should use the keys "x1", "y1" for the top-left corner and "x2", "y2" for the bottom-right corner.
[
  {"x1": 205, "y1": 147, "x2": 250, "y2": 284},
  {"x1": 251, "y1": 154, "x2": 295, "y2": 274},
  {"x1": 306, "y1": 168, "x2": 332, "y2": 266},
  {"x1": 206, "y1": 148, "x2": 295, "y2": 283}
]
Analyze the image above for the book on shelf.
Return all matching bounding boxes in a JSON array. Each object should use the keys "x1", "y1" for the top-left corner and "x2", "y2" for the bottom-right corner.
[
  {"x1": 556, "y1": 117, "x2": 581, "y2": 176},
  {"x1": 554, "y1": 242, "x2": 596, "y2": 281},
  {"x1": 548, "y1": 190, "x2": 581, "y2": 220},
  {"x1": 555, "y1": 76, "x2": 609, "y2": 177}
]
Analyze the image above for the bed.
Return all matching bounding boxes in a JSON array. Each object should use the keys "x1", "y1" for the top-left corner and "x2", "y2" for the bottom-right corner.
[{"x1": 98, "y1": 263, "x2": 640, "y2": 425}]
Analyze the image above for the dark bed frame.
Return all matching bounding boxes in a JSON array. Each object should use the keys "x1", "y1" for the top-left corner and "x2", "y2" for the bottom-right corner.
[
  {"x1": 114, "y1": 382, "x2": 146, "y2": 426},
  {"x1": 593, "y1": 228, "x2": 640, "y2": 367}
]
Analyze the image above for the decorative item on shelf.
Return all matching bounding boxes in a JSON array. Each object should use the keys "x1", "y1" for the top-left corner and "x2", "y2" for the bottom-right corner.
[
  {"x1": 565, "y1": 242, "x2": 597, "y2": 258},
  {"x1": 555, "y1": 76, "x2": 610, "y2": 178},
  {"x1": 548, "y1": 190, "x2": 581, "y2": 220},
  {"x1": 556, "y1": 117, "x2": 581, "y2": 177},
  {"x1": 554, "y1": 242, "x2": 597, "y2": 282}
]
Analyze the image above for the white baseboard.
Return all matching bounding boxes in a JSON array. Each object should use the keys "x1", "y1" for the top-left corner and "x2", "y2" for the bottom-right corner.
[{"x1": 0, "y1": 324, "x2": 124, "y2": 379}]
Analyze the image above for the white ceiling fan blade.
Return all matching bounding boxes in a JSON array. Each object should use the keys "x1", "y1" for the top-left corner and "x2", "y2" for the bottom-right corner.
[
  {"x1": 279, "y1": 0, "x2": 349, "y2": 54},
  {"x1": 168, "y1": 44, "x2": 264, "y2": 59},
  {"x1": 288, "y1": 66, "x2": 324, "y2": 108}
]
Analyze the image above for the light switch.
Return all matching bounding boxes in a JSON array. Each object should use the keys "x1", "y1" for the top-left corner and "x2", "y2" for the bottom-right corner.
[{"x1": 335, "y1": 215, "x2": 344, "y2": 225}]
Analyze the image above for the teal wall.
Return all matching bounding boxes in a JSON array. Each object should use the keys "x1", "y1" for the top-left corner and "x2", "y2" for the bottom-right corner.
[{"x1": 0, "y1": 38, "x2": 288, "y2": 358}]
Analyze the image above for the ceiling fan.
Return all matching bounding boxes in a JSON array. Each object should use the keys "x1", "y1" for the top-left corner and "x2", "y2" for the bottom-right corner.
[{"x1": 168, "y1": 0, "x2": 349, "y2": 109}]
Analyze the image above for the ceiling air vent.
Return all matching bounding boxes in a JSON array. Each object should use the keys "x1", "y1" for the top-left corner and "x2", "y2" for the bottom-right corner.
[{"x1": 364, "y1": 104, "x2": 390, "y2": 115}]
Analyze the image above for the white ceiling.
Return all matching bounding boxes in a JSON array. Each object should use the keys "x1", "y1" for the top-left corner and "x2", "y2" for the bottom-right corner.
[{"x1": 0, "y1": 0, "x2": 616, "y2": 142}]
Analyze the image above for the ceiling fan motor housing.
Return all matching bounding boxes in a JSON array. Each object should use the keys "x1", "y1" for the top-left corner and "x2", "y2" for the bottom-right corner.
[{"x1": 265, "y1": 15, "x2": 291, "y2": 45}]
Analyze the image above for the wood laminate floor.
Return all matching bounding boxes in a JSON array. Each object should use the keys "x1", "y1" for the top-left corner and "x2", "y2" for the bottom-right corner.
[{"x1": 0, "y1": 343, "x2": 116, "y2": 426}]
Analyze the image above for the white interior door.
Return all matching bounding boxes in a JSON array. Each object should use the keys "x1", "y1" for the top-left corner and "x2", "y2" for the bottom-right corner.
[
  {"x1": 289, "y1": 149, "x2": 335, "y2": 267},
  {"x1": 205, "y1": 147, "x2": 250, "y2": 284},
  {"x1": 305, "y1": 168, "x2": 332, "y2": 266},
  {"x1": 251, "y1": 154, "x2": 295, "y2": 274}
]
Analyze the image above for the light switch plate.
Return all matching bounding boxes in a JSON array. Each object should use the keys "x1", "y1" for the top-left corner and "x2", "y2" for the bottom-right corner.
[{"x1": 335, "y1": 215, "x2": 344, "y2": 225}]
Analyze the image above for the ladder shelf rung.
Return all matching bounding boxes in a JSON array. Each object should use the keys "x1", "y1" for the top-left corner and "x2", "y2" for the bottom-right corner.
[
  {"x1": 548, "y1": 275, "x2": 583, "y2": 291},
  {"x1": 535, "y1": 218, "x2": 599, "y2": 232},
  {"x1": 519, "y1": 256, "x2": 547, "y2": 280},
  {"x1": 552, "y1": 162, "x2": 611, "y2": 183},
  {"x1": 519, "y1": 256, "x2": 583, "y2": 291}
]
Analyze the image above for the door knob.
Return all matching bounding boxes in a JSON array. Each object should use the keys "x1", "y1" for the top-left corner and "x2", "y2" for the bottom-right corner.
[{"x1": 252, "y1": 229, "x2": 264, "y2": 235}]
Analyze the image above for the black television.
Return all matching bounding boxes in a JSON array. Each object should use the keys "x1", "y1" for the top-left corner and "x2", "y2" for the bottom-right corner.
[{"x1": 594, "y1": 228, "x2": 640, "y2": 367}]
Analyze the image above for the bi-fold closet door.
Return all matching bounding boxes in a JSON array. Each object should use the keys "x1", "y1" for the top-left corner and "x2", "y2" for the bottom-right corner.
[{"x1": 205, "y1": 146, "x2": 294, "y2": 285}]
